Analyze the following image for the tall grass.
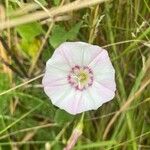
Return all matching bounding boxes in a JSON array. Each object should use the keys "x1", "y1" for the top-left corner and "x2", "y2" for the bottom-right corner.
[{"x1": 0, "y1": 0, "x2": 150, "y2": 149}]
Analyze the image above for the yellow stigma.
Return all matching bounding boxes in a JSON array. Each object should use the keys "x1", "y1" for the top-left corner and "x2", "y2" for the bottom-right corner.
[{"x1": 78, "y1": 72, "x2": 88, "y2": 83}]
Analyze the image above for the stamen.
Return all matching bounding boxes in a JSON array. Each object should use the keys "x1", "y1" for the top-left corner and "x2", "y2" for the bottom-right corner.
[{"x1": 67, "y1": 65, "x2": 94, "y2": 91}]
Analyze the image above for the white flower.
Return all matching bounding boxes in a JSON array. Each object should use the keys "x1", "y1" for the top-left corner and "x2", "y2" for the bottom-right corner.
[{"x1": 42, "y1": 42, "x2": 116, "y2": 115}]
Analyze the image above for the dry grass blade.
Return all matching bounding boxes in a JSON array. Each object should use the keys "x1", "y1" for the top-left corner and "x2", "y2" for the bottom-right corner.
[
  {"x1": 0, "y1": 0, "x2": 109, "y2": 30},
  {"x1": 103, "y1": 78, "x2": 150, "y2": 139},
  {"x1": 28, "y1": 23, "x2": 54, "y2": 76},
  {"x1": 107, "y1": 131, "x2": 150, "y2": 150},
  {"x1": 40, "y1": 15, "x2": 71, "y2": 24},
  {"x1": 0, "y1": 74, "x2": 44, "y2": 96},
  {"x1": 0, "y1": 5, "x2": 5, "y2": 21},
  {"x1": 0, "y1": 123, "x2": 57, "y2": 140},
  {"x1": 28, "y1": 0, "x2": 66, "y2": 76},
  {"x1": 8, "y1": 3, "x2": 40, "y2": 17},
  {"x1": 103, "y1": 57, "x2": 150, "y2": 139}
]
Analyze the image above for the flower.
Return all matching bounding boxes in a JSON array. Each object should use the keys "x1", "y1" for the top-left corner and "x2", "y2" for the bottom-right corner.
[{"x1": 42, "y1": 42, "x2": 116, "y2": 115}]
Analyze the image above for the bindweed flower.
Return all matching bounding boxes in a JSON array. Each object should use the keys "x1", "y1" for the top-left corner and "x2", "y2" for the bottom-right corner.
[{"x1": 42, "y1": 42, "x2": 116, "y2": 115}]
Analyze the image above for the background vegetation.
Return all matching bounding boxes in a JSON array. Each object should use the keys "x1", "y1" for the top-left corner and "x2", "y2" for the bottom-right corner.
[{"x1": 0, "y1": 0, "x2": 150, "y2": 149}]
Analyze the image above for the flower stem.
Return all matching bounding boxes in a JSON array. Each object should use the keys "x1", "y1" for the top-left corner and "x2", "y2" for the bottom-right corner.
[{"x1": 64, "y1": 113, "x2": 84, "y2": 150}]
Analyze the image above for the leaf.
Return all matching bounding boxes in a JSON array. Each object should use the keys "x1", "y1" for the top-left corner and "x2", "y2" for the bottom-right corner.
[
  {"x1": 20, "y1": 39, "x2": 41, "y2": 59},
  {"x1": 53, "y1": 0, "x2": 61, "y2": 5},
  {"x1": 49, "y1": 22, "x2": 82, "y2": 48},
  {"x1": 49, "y1": 25, "x2": 66, "y2": 48},
  {"x1": 42, "y1": 47, "x2": 54, "y2": 61},
  {"x1": 54, "y1": 110, "x2": 74, "y2": 125},
  {"x1": 16, "y1": 22, "x2": 43, "y2": 41},
  {"x1": 66, "y1": 21, "x2": 83, "y2": 40}
]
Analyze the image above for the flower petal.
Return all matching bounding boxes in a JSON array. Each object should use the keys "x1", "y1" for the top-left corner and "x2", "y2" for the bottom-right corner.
[
  {"x1": 94, "y1": 69, "x2": 116, "y2": 92},
  {"x1": 42, "y1": 55, "x2": 70, "y2": 87},
  {"x1": 65, "y1": 90, "x2": 98, "y2": 114},
  {"x1": 44, "y1": 85, "x2": 81, "y2": 115},
  {"x1": 87, "y1": 81, "x2": 115, "y2": 109},
  {"x1": 43, "y1": 83, "x2": 72, "y2": 106},
  {"x1": 44, "y1": 85, "x2": 98, "y2": 114},
  {"x1": 89, "y1": 49, "x2": 114, "y2": 73},
  {"x1": 89, "y1": 49, "x2": 116, "y2": 92},
  {"x1": 53, "y1": 42, "x2": 103, "y2": 66},
  {"x1": 46, "y1": 54, "x2": 70, "y2": 73},
  {"x1": 59, "y1": 90, "x2": 82, "y2": 114}
]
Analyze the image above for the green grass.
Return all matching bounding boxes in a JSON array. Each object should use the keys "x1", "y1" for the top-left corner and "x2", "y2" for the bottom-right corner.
[{"x1": 0, "y1": 0, "x2": 150, "y2": 149}]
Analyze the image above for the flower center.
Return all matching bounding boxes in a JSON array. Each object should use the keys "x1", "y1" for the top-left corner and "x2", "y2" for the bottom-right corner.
[{"x1": 67, "y1": 65, "x2": 94, "y2": 91}]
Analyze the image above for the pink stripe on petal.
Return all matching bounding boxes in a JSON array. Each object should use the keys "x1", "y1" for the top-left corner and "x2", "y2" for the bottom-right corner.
[
  {"x1": 72, "y1": 92, "x2": 83, "y2": 114},
  {"x1": 88, "y1": 49, "x2": 108, "y2": 67},
  {"x1": 86, "y1": 89, "x2": 98, "y2": 109},
  {"x1": 44, "y1": 84, "x2": 72, "y2": 106},
  {"x1": 61, "y1": 48, "x2": 73, "y2": 67},
  {"x1": 55, "y1": 89, "x2": 78, "y2": 114},
  {"x1": 95, "y1": 80, "x2": 115, "y2": 92},
  {"x1": 95, "y1": 80, "x2": 116, "y2": 92},
  {"x1": 43, "y1": 77, "x2": 67, "y2": 87},
  {"x1": 92, "y1": 81, "x2": 115, "y2": 104}
]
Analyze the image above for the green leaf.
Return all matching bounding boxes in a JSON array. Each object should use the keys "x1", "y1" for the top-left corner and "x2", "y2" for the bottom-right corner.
[
  {"x1": 66, "y1": 21, "x2": 83, "y2": 40},
  {"x1": 54, "y1": 110, "x2": 74, "y2": 125},
  {"x1": 42, "y1": 47, "x2": 54, "y2": 61},
  {"x1": 49, "y1": 25, "x2": 66, "y2": 48},
  {"x1": 16, "y1": 22, "x2": 43, "y2": 41},
  {"x1": 53, "y1": 0, "x2": 61, "y2": 5},
  {"x1": 20, "y1": 39, "x2": 41, "y2": 59},
  {"x1": 49, "y1": 22, "x2": 82, "y2": 48}
]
